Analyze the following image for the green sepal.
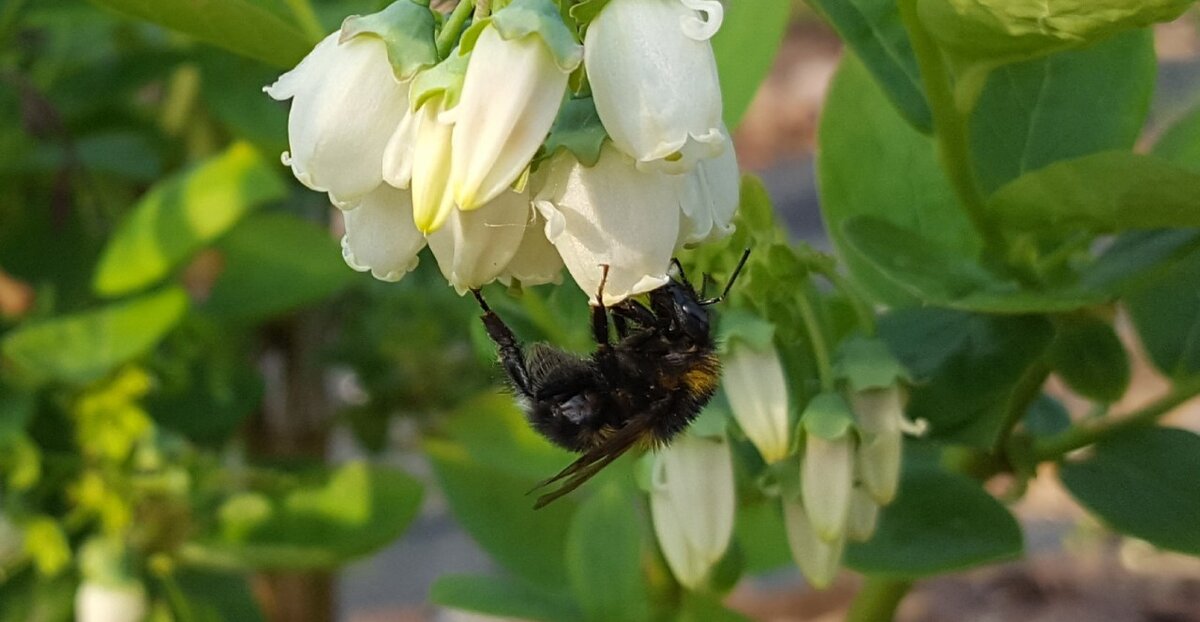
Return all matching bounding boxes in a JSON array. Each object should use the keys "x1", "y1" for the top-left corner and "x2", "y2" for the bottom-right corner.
[
  {"x1": 461, "y1": 0, "x2": 583, "y2": 72},
  {"x1": 717, "y1": 309, "x2": 775, "y2": 354},
  {"x1": 755, "y1": 455, "x2": 802, "y2": 502},
  {"x1": 341, "y1": 0, "x2": 439, "y2": 81},
  {"x1": 540, "y1": 96, "x2": 608, "y2": 167},
  {"x1": 568, "y1": 0, "x2": 611, "y2": 30},
  {"x1": 834, "y1": 336, "x2": 910, "y2": 391},
  {"x1": 800, "y1": 392, "x2": 855, "y2": 441},
  {"x1": 409, "y1": 50, "x2": 470, "y2": 111}
]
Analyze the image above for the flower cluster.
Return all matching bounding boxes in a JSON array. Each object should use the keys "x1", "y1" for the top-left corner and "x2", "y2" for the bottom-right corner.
[{"x1": 267, "y1": 0, "x2": 739, "y2": 302}]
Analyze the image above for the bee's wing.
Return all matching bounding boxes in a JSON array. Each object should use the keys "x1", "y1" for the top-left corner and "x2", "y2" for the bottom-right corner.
[{"x1": 528, "y1": 421, "x2": 650, "y2": 509}]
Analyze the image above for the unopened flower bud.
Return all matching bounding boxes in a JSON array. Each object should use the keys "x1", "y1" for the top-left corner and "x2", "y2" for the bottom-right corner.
[
  {"x1": 723, "y1": 342, "x2": 791, "y2": 464},
  {"x1": 650, "y1": 435, "x2": 735, "y2": 590},
  {"x1": 802, "y1": 433, "x2": 854, "y2": 542},
  {"x1": 846, "y1": 486, "x2": 880, "y2": 542},
  {"x1": 783, "y1": 499, "x2": 844, "y2": 589},
  {"x1": 851, "y1": 385, "x2": 906, "y2": 504}
]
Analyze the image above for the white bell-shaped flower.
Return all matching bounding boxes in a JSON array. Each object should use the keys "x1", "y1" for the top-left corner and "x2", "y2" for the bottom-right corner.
[
  {"x1": 722, "y1": 342, "x2": 791, "y2": 464},
  {"x1": 533, "y1": 146, "x2": 679, "y2": 305},
  {"x1": 585, "y1": 0, "x2": 726, "y2": 173},
  {"x1": 846, "y1": 486, "x2": 881, "y2": 542},
  {"x1": 265, "y1": 32, "x2": 408, "y2": 205},
  {"x1": 428, "y1": 189, "x2": 532, "y2": 293},
  {"x1": 408, "y1": 95, "x2": 458, "y2": 233},
  {"x1": 783, "y1": 500, "x2": 844, "y2": 589},
  {"x1": 341, "y1": 184, "x2": 426, "y2": 282},
  {"x1": 499, "y1": 210, "x2": 565, "y2": 287},
  {"x1": 850, "y1": 386, "x2": 906, "y2": 504},
  {"x1": 678, "y1": 138, "x2": 740, "y2": 246},
  {"x1": 650, "y1": 435, "x2": 736, "y2": 590},
  {"x1": 449, "y1": 26, "x2": 575, "y2": 211},
  {"x1": 75, "y1": 581, "x2": 147, "y2": 622},
  {"x1": 802, "y1": 433, "x2": 855, "y2": 543}
]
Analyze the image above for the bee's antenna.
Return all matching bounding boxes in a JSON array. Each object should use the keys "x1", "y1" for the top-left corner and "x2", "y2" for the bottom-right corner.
[
  {"x1": 700, "y1": 248, "x2": 751, "y2": 306},
  {"x1": 699, "y1": 273, "x2": 715, "y2": 299}
]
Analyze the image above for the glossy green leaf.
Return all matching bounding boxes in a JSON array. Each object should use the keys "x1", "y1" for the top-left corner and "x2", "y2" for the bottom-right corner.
[
  {"x1": 1126, "y1": 247, "x2": 1200, "y2": 378},
  {"x1": 426, "y1": 393, "x2": 577, "y2": 589},
  {"x1": 175, "y1": 571, "x2": 265, "y2": 622},
  {"x1": 712, "y1": 0, "x2": 790, "y2": 129},
  {"x1": 917, "y1": 0, "x2": 1189, "y2": 66},
  {"x1": 879, "y1": 308, "x2": 1054, "y2": 447},
  {"x1": 1046, "y1": 315, "x2": 1130, "y2": 403},
  {"x1": 93, "y1": 143, "x2": 286, "y2": 297},
  {"x1": 969, "y1": 30, "x2": 1154, "y2": 194},
  {"x1": 566, "y1": 484, "x2": 650, "y2": 622},
  {"x1": 1080, "y1": 229, "x2": 1200, "y2": 296},
  {"x1": 843, "y1": 216, "x2": 1105, "y2": 313},
  {"x1": 430, "y1": 575, "x2": 582, "y2": 622},
  {"x1": 818, "y1": 54, "x2": 979, "y2": 306},
  {"x1": 204, "y1": 213, "x2": 356, "y2": 322},
  {"x1": 1060, "y1": 427, "x2": 1200, "y2": 555},
  {"x1": 184, "y1": 462, "x2": 422, "y2": 569},
  {"x1": 1, "y1": 287, "x2": 188, "y2": 384},
  {"x1": 85, "y1": 0, "x2": 314, "y2": 67},
  {"x1": 1154, "y1": 103, "x2": 1200, "y2": 172},
  {"x1": 845, "y1": 464, "x2": 1023, "y2": 576},
  {"x1": 808, "y1": 0, "x2": 931, "y2": 131},
  {"x1": 987, "y1": 151, "x2": 1200, "y2": 233}
]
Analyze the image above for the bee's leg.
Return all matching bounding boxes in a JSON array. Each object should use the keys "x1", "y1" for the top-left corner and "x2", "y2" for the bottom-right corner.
[
  {"x1": 471, "y1": 289, "x2": 533, "y2": 396},
  {"x1": 610, "y1": 300, "x2": 656, "y2": 338},
  {"x1": 591, "y1": 265, "x2": 612, "y2": 346}
]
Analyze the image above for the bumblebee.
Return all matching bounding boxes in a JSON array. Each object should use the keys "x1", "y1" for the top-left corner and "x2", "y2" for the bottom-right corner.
[{"x1": 471, "y1": 250, "x2": 749, "y2": 508}]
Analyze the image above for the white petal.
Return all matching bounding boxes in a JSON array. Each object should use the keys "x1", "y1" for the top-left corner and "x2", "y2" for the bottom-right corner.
[
  {"x1": 382, "y1": 107, "x2": 421, "y2": 190},
  {"x1": 451, "y1": 28, "x2": 568, "y2": 210},
  {"x1": 723, "y1": 345, "x2": 790, "y2": 463},
  {"x1": 75, "y1": 582, "x2": 147, "y2": 622},
  {"x1": 678, "y1": 140, "x2": 740, "y2": 247},
  {"x1": 783, "y1": 500, "x2": 845, "y2": 589},
  {"x1": 678, "y1": 0, "x2": 724, "y2": 40},
  {"x1": 850, "y1": 386, "x2": 906, "y2": 435},
  {"x1": 650, "y1": 436, "x2": 735, "y2": 589},
  {"x1": 428, "y1": 190, "x2": 531, "y2": 293},
  {"x1": 847, "y1": 487, "x2": 880, "y2": 542},
  {"x1": 410, "y1": 98, "x2": 457, "y2": 233},
  {"x1": 533, "y1": 146, "x2": 678, "y2": 305},
  {"x1": 586, "y1": 0, "x2": 724, "y2": 173},
  {"x1": 267, "y1": 32, "x2": 408, "y2": 202},
  {"x1": 341, "y1": 184, "x2": 426, "y2": 282},
  {"x1": 802, "y1": 434, "x2": 854, "y2": 542},
  {"x1": 499, "y1": 210, "x2": 565, "y2": 286},
  {"x1": 858, "y1": 431, "x2": 902, "y2": 504}
]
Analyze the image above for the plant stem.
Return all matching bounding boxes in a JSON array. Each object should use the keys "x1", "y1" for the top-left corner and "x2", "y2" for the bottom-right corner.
[
  {"x1": 823, "y1": 267, "x2": 877, "y2": 337},
  {"x1": 847, "y1": 577, "x2": 913, "y2": 622},
  {"x1": 1033, "y1": 374, "x2": 1200, "y2": 462},
  {"x1": 796, "y1": 291, "x2": 835, "y2": 392},
  {"x1": 896, "y1": 0, "x2": 1005, "y2": 259},
  {"x1": 437, "y1": 0, "x2": 476, "y2": 58},
  {"x1": 284, "y1": 0, "x2": 327, "y2": 43},
  {"x1": 993, "y1": 359, "x2": 1051, "y2": 455}
]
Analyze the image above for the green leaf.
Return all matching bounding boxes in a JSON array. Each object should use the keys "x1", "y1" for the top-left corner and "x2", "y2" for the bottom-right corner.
[
  {"x1": 842, "y1": 216, "x2": 1105, "y2": 313},
  {"x1": 341, "y1": 0, "x2": 438, "y2": 81},
  {"x1": 845, "y1": 464, "x2": 1022, "y2": 576},
  {"x1": 1154, "y1": 103, "x2": 1200, "y2": 172},
  {"x1": 712, "y1": 0, "x2": 790, "y2": 129},
  {"x1": 86, "y1": 0, "x2": 314, "y2": 67},
  {"x1": 93, "y1": 143, "x2": 286, "y2": 297},
  {"x1": 1080, "y1": 229, "x2": 1200, "y2": 296},
  {"x1": 198, "y1": 51, "x2": 289, "y2": 157},
  {"x1": 0, "y1": 386, "x2": 35, "y2": 445},
  {"x1": 735, "y1": 501, "x2": 791, "y2": 574},
  {"x1": 1024, "y1": 394, "x2": 1070, "y2": 437},
  {"x1": 1, "y1": 287, "x2": 189, "y2": 384},
  {"x1": 808, "y1": 0, "x2": 931, "y2": 131},
  {"x1": 677, "y1": 593, "x2": 753, "y2": 622},
  {"x1": 425, "y1": 393, "x2": 577, "y2": 589},
  {"x1": 541, "y1": 97, "x2": 608, "y2": 168},
  {"x1": 969, "y1": 30, "x2": 1154, "y2": 194},
  {"x1": 817, "y1": 53, "x2": 980, "y2": 306},
  {"x1": 566, "y1": 484, "x2": 649, "y2": 622},
  {"x1": 916, "y1": 0, "x2": 1189, "y2": 67},
  {"x1": 987, "y1": 151, "x2": 1200, "y2": 233},
  {"x1": 203, "y1": 213, "x2": 357, "y2": 322},
  {"x1": 175, "y1": 571, "x2": 265, "y2": 622},
  {"x1": 1060, "y1": 427, "x2": 1200, "y2": 555},
  {"x1": 1126, "y1": 246, "x2": 1200, "y2": 378},
  {"x1": 430, "y1": 574, "x2": 582, "y2": 622},
  {"x1": 879, "y1": 308, "x2": 1055, "y2": 447},
  {"x1": 146, "y1": 349, "x2": 264, "y2": 446},
  {"x1": 184, "y1": 462, "x2": 422, "y2": 570},
  {"x1": 1046, "y1": 315, "x2": 1130, "y2": 403}
]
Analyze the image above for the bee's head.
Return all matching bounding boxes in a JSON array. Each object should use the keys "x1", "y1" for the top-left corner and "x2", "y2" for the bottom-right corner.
[{"x1": 652, "y1": 279, "x2": 711, "y2": 342}]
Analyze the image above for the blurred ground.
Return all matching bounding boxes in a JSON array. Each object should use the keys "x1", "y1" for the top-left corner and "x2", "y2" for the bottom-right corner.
[{"x1": 336, "y1": 11, "x2": 1200, "y2": 622}]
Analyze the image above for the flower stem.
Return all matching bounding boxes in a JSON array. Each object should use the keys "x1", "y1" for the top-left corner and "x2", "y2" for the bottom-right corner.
[
  {"x1": 993, "y1": 358, "x2": 1051, "y2": 455},
  {"x1": 284, "y1": 0, "x2": 326, "y2": 43},
  {"x1": 847, "y1": 577, "x2": 913, "y2": 622},
  {"x1": 1032, "y1": 374, "x2": 1200, "y2": 462},
  {"x1": 437, "y1": 0, "x2": 476, "y2": 58},
  {"x1": 796, "y1": 291, "x2": 835, "y2": 392},
  {"x1": 896, "y1": 0, "x2": 1005, "y2": 260}
]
